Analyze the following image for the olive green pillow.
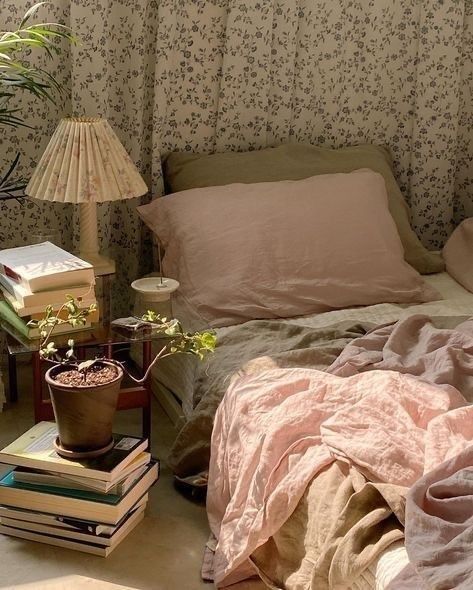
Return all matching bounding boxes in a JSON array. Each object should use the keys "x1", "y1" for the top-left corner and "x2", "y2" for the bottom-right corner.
[{"x1": 163, "y1": 143, "x2": 444, "y2": 274}]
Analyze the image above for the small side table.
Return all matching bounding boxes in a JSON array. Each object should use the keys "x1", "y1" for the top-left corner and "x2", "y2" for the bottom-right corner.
[
  {"x1": 96, "y1": 271, "x2": 114, "y2": 326},
  {"x1": 5, "y1": 325, "x2": 156, "y2": 442},
  {"x1": 2, "y1": 267, "x2": 114, "y2": 405},
  {"x1": 0, "y1": 331, "x2": 7, "y2": 408}
]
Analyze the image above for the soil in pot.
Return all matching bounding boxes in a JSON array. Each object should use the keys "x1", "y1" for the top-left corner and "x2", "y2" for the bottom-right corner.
[
  {"x1": 52, "y1": 364, "x2": 119, "y2": 387},
  {"x1": 46, "y1": 361, "x2": 124, "y2": 458}
]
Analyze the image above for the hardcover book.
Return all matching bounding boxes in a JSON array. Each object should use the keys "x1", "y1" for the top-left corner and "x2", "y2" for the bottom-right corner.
[
  {"x1": 13, "y1": 461, "x2": 151, "y2": 495},
  {"x1": 0, "y1": 242, "x2": 95, "y2": 293},
  {"x1": 0, "y1": 495, "x2": 148, "y2": 535},
  {"x1": 0, "y1": 463, "x2": 158, "y2": 524},
  {"x1": 1, "y1": 290, "x2": 98, "y2": 319},
  {"x1": 0, "y1": 422, "x2": 148, "y2": 482},
  {"x1": 0, "y1": 275, "x2": 96, "y2": 309},
  {"x1": 0, "y1": 503, "x2": 145, "y2": 556},
  {"x1": 0, "y1": 300, "x2": 93, "y2": 340}
]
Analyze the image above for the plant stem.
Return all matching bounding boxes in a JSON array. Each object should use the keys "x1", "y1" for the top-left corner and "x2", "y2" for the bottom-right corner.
[
  {"x1": 42, "y1": 301, "x2": 69, "y2": 346},
  {"x1": 125, "y1": 345, "x2": 185, "y2": 385}
]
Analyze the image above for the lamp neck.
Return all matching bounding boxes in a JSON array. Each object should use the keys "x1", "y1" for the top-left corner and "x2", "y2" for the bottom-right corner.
[{"x1": 79, "y1": 202, "x2": 99, "y2": 256}]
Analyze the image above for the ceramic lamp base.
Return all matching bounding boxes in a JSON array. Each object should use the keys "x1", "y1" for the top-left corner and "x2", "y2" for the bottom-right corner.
[{"x1": 79, "y1": 202, "x2": 115, "y2": 276}]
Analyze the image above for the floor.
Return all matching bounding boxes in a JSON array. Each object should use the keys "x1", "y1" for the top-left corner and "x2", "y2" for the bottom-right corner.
[{"x1": 0, "y1": 362, "x2": 212, "y2": 590}]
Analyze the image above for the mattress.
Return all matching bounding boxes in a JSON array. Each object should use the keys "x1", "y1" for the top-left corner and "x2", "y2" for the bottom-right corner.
[
  {"x1": 152, "y1": 271, "x2": 473, "y2": 414},
  {"x1": 139, "y1": 271, "x2": 473, "y2": 589}
]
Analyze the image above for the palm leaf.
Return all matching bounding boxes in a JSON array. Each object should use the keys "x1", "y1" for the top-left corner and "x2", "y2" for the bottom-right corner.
[
  {"x1": 1, "y1": 2, "x2": 77, "y2": 201},
  {"x1": 0, "y1": 153, "x2": 27, "y2": 203},
  {"x1": 19, "y1": 2, "x2": 51, "y2": 29},
  {"x1": 0, "y1": 1, "x2": 77, "y2": 129}
]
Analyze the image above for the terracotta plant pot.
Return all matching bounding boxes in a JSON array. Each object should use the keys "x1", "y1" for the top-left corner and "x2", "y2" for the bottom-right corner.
[{"x1": 45, "y1": 361, "x2": 124, "y2": 457}]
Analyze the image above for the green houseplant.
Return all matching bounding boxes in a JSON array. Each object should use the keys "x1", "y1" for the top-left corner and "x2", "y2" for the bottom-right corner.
[
  {"x1": 1, "y1": 2, "x2": 76, "y2": 202},
  {"x1": 29, "y1": 297, "x2": 216, "y2": 458}
]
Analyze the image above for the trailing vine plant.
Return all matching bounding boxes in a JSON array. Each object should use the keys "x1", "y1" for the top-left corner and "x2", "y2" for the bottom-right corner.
[{"x1": 28, "y1": 296, "x2": 217, "y2": 384}]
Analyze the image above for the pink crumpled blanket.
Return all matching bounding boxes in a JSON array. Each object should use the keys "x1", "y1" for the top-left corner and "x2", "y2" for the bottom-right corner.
[
  {"x1": 405, "y1": 444, "x2": 473, "y2": 589},
  {"x1": 207, "y1": 368, "x2": 473, "y2": 587}
]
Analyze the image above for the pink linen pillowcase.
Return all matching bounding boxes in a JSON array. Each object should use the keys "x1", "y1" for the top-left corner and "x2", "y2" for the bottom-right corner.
[
  {"x1": 443, "y1": 218, "x2": 473, "y2": 292},
  {"x1": 137, "y1": 169, "x2": 439, "y2": 327}
]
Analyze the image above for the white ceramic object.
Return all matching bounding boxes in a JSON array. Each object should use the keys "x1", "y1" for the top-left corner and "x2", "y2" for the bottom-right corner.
[{"x1": 131, "y1": 277, "x2": 179, "y2": 302}]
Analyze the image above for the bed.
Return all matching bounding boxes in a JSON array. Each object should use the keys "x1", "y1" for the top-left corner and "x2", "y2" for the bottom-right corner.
[{"x1": 135, "y1": 144, "x2": 473, "y2": 589}]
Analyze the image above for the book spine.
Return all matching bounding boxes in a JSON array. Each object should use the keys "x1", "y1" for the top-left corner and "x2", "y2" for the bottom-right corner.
[
  {"x1": 0, "y1": 263, "x2": 21, "y2": 284},
  {"x1": 0, "y1": 274, "x2": 25, "y2": 304},
  {"x1": 0, "y1": 302, "x2": 29, "y2": 338}
]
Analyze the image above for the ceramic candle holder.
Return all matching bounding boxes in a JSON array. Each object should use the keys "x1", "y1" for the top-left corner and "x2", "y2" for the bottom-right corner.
[{"x1": 131, "y1": 276, "x2": 180, "y2": 318}]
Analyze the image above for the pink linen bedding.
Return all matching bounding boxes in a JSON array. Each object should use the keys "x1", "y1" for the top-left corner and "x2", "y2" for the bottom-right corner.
[
  {"x1": 405, "y1": 445, "x2": 473, "y2": 589},
  {"x1": 138, "y1": 169, "x2": 438, "y2": 328},
  {"x1": 206, "y1": 315, "x2": 473, "y2": 588},
  {"x1": 443, "y1": 217, "x2": 473, "y2": 293}
]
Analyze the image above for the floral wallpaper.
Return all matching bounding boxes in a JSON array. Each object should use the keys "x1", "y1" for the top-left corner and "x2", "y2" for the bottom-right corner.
[{"x1": 1, "y1": 0, "x2": 473, "y2": 315}]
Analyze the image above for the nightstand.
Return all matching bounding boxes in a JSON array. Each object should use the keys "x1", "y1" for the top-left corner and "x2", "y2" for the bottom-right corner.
[
  {"x1": 4, "y1": 325, "x2": 156, "y2": 441},
  {"x1": 95, "y1": 270, "x2": 114, "y2": 326}
]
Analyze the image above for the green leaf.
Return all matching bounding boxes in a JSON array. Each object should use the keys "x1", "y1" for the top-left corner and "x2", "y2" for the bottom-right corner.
[
  {"x1": 0, "y1": 2, "x2": 77, "y2": 129},
  {"x1": 20, "y1": 2, "x2": 51, "y2": 29},
  {"x1": 78, "y1": 359, "x2": 96, "y2": 373}
]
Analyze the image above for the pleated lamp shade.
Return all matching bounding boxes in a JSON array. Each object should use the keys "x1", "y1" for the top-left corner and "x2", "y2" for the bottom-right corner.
[
  {"x1": 26, "y1": 117, "x2": 148, "y2": 276},
  {"x1": 26, "y1": 117, "x2": 147, "y2": 203}
]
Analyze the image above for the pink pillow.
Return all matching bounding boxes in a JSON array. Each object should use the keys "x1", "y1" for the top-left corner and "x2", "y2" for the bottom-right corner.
[
  {"x1": 137, "y1": 169, "x2": 439, "y2": 327},
  {"x1": 443, "y1": 218, "x2": 473, "y2": 292}
]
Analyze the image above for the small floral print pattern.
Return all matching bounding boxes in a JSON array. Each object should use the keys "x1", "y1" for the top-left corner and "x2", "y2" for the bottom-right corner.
[{"x1": 1, "y1": 0, "x2": 473, "y2": 314}]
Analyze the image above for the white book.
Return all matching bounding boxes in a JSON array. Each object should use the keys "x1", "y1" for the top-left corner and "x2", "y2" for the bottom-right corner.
[
  {"x1": 0, "y1": 242, "x2": 95, "y2": 293},
  {"x1": 13, "y1": 463, "x2": 150, "y2": 496},
  {"x1": 1, "y1": 289, "x2": 97, "y2": 318},
  {"x1": 61, "y1": 453, "x2": 153, "y2": 492},
  {"x1": 0, "y1": 276, "x2": 96, "y2": 310},
  {"x1": 0, "y1": 503, "x2": 146, "y2": 556},
  {"x1": 0, "y1": 422, "x2": 149, "y2": 483},
  {"x1": 0, "y1": 495, "x2": 148, "y2": 536},
  {"x1": 0, "y1": 463, "x2": 158, "y2": 525}
]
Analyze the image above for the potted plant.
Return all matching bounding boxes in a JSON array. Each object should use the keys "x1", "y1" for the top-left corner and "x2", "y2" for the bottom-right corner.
[
  {"x1": 28, "y1": 297, "x2": 216, "y2": 459},
  {"x1": 1, "y1": 2, "x2": 76, "y2": 202}
]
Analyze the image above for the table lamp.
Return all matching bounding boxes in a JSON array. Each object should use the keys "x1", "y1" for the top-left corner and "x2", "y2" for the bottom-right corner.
[{"x1": 26, "y1": 117, "x2": 148, "y2": 275}]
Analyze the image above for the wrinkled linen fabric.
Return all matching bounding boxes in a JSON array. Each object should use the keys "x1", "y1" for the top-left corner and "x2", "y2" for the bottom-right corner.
[
  {"x1": 328, "y1": 314, "x2": 473, "y2": 402},
  {"x1": 405, "y1": 445, "x2": 473, "y2": 589},
  {"x1": 251, "y1": 460, "x2": 406, "y2": 590},
  {"x1": 169, "y1": 302, "x2": 473, "y2": 479},
  {"x1": 207, "y1": 315, "x2": 473, "y2": 587},
  {"x1": 207, "y1": 368, "x2": 471, "y2": 587},
  {"x1": 168, "y1": 319, "x2": 368, "y2": 477},
  {"x1": 138, "y1": 170, "x2": 439, "y2": 328},
  {"x1": 443, "y1": 217, "x2": 473, "y2": 294}
]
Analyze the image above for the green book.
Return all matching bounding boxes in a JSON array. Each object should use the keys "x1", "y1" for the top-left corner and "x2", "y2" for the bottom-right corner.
[
  {"x1": 0, "y1": 463, "x2": 158, "y2": 525},
  {"x1": 0, "y1": 298, "x2": 92, "y2": 340},
  {"x1": 0, "y1": 471, "x2": 122, "y2": 504},
  {"x1": 0, "y1": 299, "x2": 33, "y2": 339}
]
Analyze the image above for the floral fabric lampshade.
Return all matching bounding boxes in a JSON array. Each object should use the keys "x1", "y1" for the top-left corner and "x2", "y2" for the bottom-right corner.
[{"x1": 26, "y1": 117, "x2": 148, "y2": 275}]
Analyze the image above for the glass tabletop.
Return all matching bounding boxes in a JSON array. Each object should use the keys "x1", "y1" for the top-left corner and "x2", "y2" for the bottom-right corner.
[{"x1": 4, "y1": 323, "x2": 178, "y2": 356}]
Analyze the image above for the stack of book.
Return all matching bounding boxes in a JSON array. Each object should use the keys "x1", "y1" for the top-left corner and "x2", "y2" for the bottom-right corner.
[
  {"x1": 0, "y1": 241, "x2": 98, "y2": 341},
  {"x1": 0, "y1": 422, "x2": 158, "y2": 556}
]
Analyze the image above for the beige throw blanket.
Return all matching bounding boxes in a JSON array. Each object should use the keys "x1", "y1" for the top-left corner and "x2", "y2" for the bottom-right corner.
[
  {"x1": 252, "y1": 460, "x2": 406, "y2": 590},
  {"x1": 200, "y1": 315, "x2": 473, "y2": 589}
]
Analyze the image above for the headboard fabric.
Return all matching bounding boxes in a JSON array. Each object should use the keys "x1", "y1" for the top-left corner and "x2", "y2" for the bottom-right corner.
[{"x1": 163, "y1": 143, "x2": 444, "y2": 275}]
